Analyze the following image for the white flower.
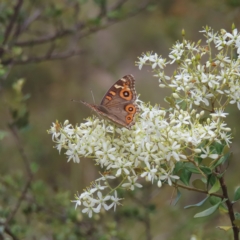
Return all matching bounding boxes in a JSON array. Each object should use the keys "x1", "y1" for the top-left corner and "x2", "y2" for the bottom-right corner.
[
  {"x1": 122, "y1": 176, "x2": 142, "y2": 190},
  {"x1": 82, "y1": 201, "x2": 100, "y2": 218},
  {"x1": 110, "y1": 157, "x2": 132, "y2": 177},
  {"x1": 149, "y1": 53, "x2": 167, "y2": 69},
  {"x1": 200, "y1": 146, "x2": 218, "y2": 159},
  {"x1": 141, "y1": 162, "x2": 157, "y2": 183},
  {"x1": 159, "y1": 170, "x2": 179, "y2": 186},
  {"x1": 210, "y1": 109, "x2": 229, "y2": 119},
  {"x1": 65, "y1": 143, "x2": 80, "y2": 163},
  {"x1": 72, "y1": 193, "x2": 82, "y2": 209},
  {"x1": 108, "y1": 191, "x2": 122, "y2": 211},
  {"x1": 137, "y1": 55, "x2": 148, "y2": 70},
  {"x1": 91, "y1": 191, "x2": 111, "y2": 211}
]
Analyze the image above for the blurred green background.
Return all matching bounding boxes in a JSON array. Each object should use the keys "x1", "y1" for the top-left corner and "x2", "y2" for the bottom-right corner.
[{"x1": 1, "y1": 0, "x2": 240, "y2": 239}]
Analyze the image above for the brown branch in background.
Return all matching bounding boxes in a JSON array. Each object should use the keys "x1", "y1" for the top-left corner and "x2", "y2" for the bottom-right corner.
[
  {"x1": 4, "y1": 125, "x2": 33, "y2": 227},
  {"x1": 2, "y1": 49, "x2": 84, "y2": 65},
  {"x1": 3, "y1": 0, "x2": 24, "y2": 45},
  {"x1": 173, "y1": 182, "x2": 224, "y2": 198},
  {"x1": 14, "y1": 28, "x2": 76, "y2": 47},
  {"x1": 14, "y1": 0, "x2": 153, "y2": 48},
  {"x1": 217, "y1": 170, "x2": 239, "y2": 240},
  {"x1": 4, "y1": 227, "x2": 19, "y2": 240},
  {"x1": 4, "y1": 179, "x2": 31, "y2": 226},
  {"x1": 18, "y1": 9, "x2": 42, "y2": 34}
]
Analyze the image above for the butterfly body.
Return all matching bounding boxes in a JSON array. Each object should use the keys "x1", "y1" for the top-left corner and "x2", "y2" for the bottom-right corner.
[{"x1": 81, "y1": 75, "x2": 139, "y2": 129}]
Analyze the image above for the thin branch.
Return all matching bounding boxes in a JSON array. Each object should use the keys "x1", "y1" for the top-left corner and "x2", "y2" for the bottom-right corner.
[
  {"x1": 173, "y1": 182, "x2": 224, "y2": 198},
  {"x1": 14, "y1": 27, "x2": 80, "y2": 47},
  {"x1": 14, "y1": 0, "x2": 153, "y2": 48},
  {"x1": 19, "y1": 9, "x2": 42, "y2": 33},
  {"x1": 2, "y1": 49, "x2": 84, "y2": 65},
  {"x1": 4, "y1": 125, "x2": 34, "y2": 226},
  {"x1": 5, "y1": 179, "x2": 31, "y2": 226},
  {"x1": 218, "y1": 170, "x2": 239, "y2": 240},
  {"x1": 9, "y1": 125, "x2": 32, "y2": 178},
  {"x1": 4, "y1": 226, "x2": 20, "y2": 240},
  {"x1": 3, "y1": 0, "x2": 24, "y2": 45}
]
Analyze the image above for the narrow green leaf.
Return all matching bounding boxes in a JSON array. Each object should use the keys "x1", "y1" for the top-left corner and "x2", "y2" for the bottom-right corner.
[
  {"x1": 194, "y1": 202, "x2": 221, "y2": 218},
  {"x1": 234, "y1": 187, "x2": 240, "y2": 202},
  {"x1": 201, "y1": 157, "x2": 212, "y2": 166},
  {"x1": 184, "y1": 163, "x2": 200, "y2": 174},
  {"x1": 212, "y1": 152, "x2": 232, "y2": 168},
  {"x1": 180, "y1": 169, "x2": 192, "y2": 186},
  {"x1": 209, "y1": 179, "x2": 220, "y2": 194},
  {"x1": 173, "y1": 189, "x2": 181, "y2": 206},
  {"x1": 209, "y1": 196, "x2": 221, "y2": 205},
  {"x1": 234, "y1": 212, "x2": 240, "y2": 220},
  {"x1": 192, "y1": 179, "x2": 206, "y2": 191},
  {"x1": 0, "y1": 130, "x2": 8, "y2": 140},
  {"x1": 216, "y1": 226, "x2": 232, "y2": 231},
  {"x1": 200, "y1": 166, "x2": 212, "y2": 175},
  {"x1": 184, "y1": 196, "x2": 209, "y2": 209},
  {"x1": 222, "y1": 145, "x2": 230, "y2": 155},
  {"x1": 212, "y1": 142, "x2": 224, "y2": 154},
  {"x1": 173, "y1": 162, "x2": 184, "y2": 174}
]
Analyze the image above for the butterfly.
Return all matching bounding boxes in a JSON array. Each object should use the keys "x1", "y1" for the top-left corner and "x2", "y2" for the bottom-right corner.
[{"x1": 80, "y1": 74, "x2": 139, "y2": 129}]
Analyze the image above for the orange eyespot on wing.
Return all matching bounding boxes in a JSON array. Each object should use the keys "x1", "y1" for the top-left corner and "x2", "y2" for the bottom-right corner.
[
  {"x1": 125, "y1": 114, "x2": 133, "y2": 124},
  {"x1": 120, "y1": 88, "x2": 132, "y2": 100},
  {"x1": 125, "y1": 104, "x2": 137, "y2": 114}
]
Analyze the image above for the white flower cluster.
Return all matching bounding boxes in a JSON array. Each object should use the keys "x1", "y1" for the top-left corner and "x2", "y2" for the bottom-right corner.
[
  {"x1": 136, "y1": 26, "x2": 240, "y2": 110},
  {"x1": 48, "y1": 100, "x2": 231, "y2": 217},
  {"x1": 48, "y1": 26, "x2": 237, "y2": 217}
]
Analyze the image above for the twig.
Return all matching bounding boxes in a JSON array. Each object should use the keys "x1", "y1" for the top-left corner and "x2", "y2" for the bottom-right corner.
[
  {"x1": 5, "y1": 125, "x2": 33, "y2": 226},
  {"x1": 173, "y1": 182, "x2": 224, "y2": 198},
  {"x1": 218, "y1": 170, "x2": 239, "y2": 240},
  {"x1": 2, "y1": 49, "x2": 84, "y2": 65},
  {"x1": 4, "y1": 226, "x2": 20, "y2": 240},
  {"x1": 3, "y1": 0, "x2": 24, "y2": 45},
  {"x1": 14, "y1": 28, "x2": 78, "y2": 47}
]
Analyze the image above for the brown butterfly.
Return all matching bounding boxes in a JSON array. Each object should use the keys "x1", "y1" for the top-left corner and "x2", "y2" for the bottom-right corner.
[{"x1": 80, "y1": 74, "x2": 139, "y2": 129}]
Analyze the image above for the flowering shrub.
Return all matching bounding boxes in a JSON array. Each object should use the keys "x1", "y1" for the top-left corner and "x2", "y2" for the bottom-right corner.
[{"x1": 48, "y1": 25, "x2": 240, "y2": 236}]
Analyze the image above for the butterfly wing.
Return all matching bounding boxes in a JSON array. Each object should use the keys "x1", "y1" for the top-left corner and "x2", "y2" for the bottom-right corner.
[{"x1": 81, "y1": 75, "x2": 139, "y2": 128}]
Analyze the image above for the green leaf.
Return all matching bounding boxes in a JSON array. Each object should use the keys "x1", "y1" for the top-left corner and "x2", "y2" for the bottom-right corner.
[
  {"x1": 209, "y1": 179, "x2": 220, "y2": 194},
  {"x1": 212, "y1": 152, "x2": 232, "y2": 168},
  {"x1": 184, "y1": 196, "x2": 209, "y2": 209},
  {"x1": 180, "y1": 169, "x2": 192, "y2": 185},
  {"x1": 216, "y1": 226, "x2": 232, "y2": 231},
  {"x1": 0, "y1": 130, "x2": 8, "y2": 140},
  {"x1": 209, "y1": 196, "x2": 221, "y2": 205},
  {"x1": 184, "y1": 163, "x2": 200, "y2": 174},
  {"x1": 211, "y1": 142, "x2": 224, "y2": 154},
  {"x1": 222, "y1": 145, "x2": 230, "y2": 155},
  {"x1": 194, "y1": 202, "x2": 221, "y2": 218},
  {"x1": 192, "y1": 179, "x2": 206, "y2": 191},
  {"x1": 234, "y1": 212, "x2": 240, "y2": 220},
  {"x1": 200, "y1": 166, "x2": 212, "y2": 175},
  {"x1": 207, "y1": 175, "x2": 217, "y2": 188},
  {"x1": 173, "y1": 189, "x2": 181, "y2": 206},
  {"x1": 30, "y1": 162, "x2": 39, "y2": 173},
  {"x1": 233, "y1": 187, "x2": 240, "y2": 202},
  {"x1": 164, "y1": 96, "x2": 175, "y2": 107},
  {"x1": 201, "y1": 157, "x2": 212, "y2": 166},
  {"x1": 173, "y1": 162, "x2": 184, "y2": 174}
]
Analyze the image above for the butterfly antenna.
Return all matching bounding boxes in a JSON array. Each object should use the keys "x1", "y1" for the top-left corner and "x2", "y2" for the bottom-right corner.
[{"x1": 91, "y1": 90, "x2": 96, "y2": 104}]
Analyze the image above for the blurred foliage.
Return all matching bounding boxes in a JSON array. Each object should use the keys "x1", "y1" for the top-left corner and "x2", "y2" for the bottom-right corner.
[{"x1": 0, "y1": 0, "x2": 240, "y2": 239}]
